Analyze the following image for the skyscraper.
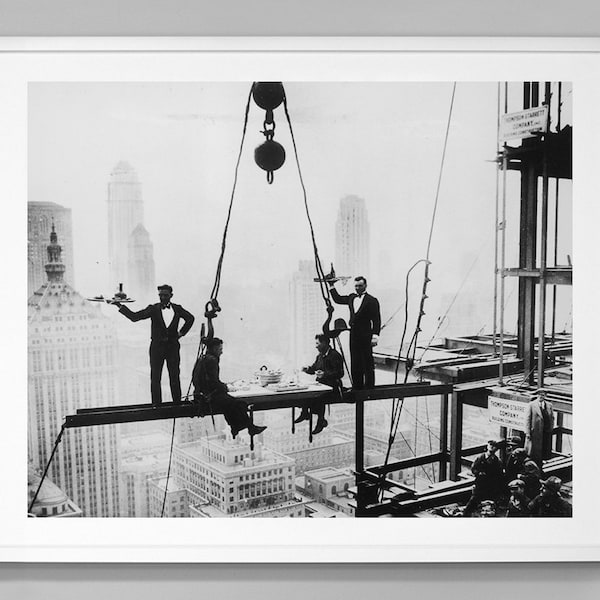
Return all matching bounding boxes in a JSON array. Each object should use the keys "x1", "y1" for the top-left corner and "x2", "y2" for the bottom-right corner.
[
  {"x1": 127, "y1": 223, "x2": 156, "y2": 303},
  {"x1": 289, "y1": 260, "x2": 325, "y2": 366},
  {"x1": 28, "y1": 201, "x2": 75, "y2": 295},
  {"x1": 107, "y1": 161, "x2": 155, "y2": 297},
  {"x1": 334, "y1": 195, "x2": 370, "y2": 278},
  {"x1": 28, "y1": 226, "x2": 120, "y2": 516}
]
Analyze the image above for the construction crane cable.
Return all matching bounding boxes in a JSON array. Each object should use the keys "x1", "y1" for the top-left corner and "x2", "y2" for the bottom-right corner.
[
  {"x1": 209, "y1": 86, "x2": 255, "y2": 303},
  {"x1": 28, "y1": 423, "x2": 66, "y2": 513},
  {"x1": 380, "y1": 83, "x2": 457, "y2": 489},
  {"x1": 282, "y1": 88, "x2": 354, "y2": 387},
  {"x1": 282, "y1": 91, "x2": 331, "y2": 307},
  {"x1": 159, "y1": 87, "x2": 255, "y2": 513},
  {"x1": 160, "y1": 418, "x2": 178, "y2": 517}
]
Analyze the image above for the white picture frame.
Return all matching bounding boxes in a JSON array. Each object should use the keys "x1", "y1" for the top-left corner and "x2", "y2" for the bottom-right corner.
[{"x1": 2, "y1": 36, "x2": 597, "y2": 562}]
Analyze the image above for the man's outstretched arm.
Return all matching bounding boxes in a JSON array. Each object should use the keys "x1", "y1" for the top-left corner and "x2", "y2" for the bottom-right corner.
[
  {"x1": 328, "y1": 283, "x2": 351, "y2": 305},
  {"x1": 117, "y1": 304, "x2": 153, "y2": 322}
]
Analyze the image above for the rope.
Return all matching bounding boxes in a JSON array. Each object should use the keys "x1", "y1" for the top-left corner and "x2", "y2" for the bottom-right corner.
[
  {"x1": 282, "y1": 86, "x2": 353, "y2": 389},
  {"x1": 209, "y1": 85, "x2": 254, "y2": 302},
  {"x1": 379, "y1": 83, "x2": 457, "y2": 491},
  {"x1": 160, "y1": 417, "x2": 177, "y2": 517},
  {"x1": 416, "y1": 235, "x2": 493, "y2": 363},
  {"x1": 28, "y1": 423, "x2": 65, "y2": 513},
  {"x1": 282, "y1": 91, "x2": 331, "y2": 307},
  {"x1": 159, "y1": 86, "x2": 255, "y2": 514}
]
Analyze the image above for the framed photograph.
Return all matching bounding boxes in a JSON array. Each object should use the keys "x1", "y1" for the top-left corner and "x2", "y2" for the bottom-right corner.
[{"x1": 2, "y1": 37, "x2": 597, "y2": 562}]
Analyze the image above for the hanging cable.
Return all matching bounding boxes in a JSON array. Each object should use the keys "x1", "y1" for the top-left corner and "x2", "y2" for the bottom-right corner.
[
  {"x1": 379, "y1": 83, "x2": 457, "y2": 492},
  {"x1": 28, "y1": 423, "x2": 66, "y2": 513},
  {"x1": 282, "y1": 91, "x2": 331, "y2": 306},
  {"x1": 209, "y1": 86, "x2": 254, "y2": 303},
  {"x1": 282, "y1": 88, "x2": 353, "y2": 389},
  {"x1": 159, "y1": 87, "x2": 255, "y2": 511},
  {"x1": 160, "y1": 418, "x2": 178, "y2": 517}
]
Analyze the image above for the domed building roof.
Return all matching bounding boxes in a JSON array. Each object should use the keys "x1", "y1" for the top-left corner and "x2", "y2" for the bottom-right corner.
[{"x1": 28, "y1": 465, "x2": 82, "y2": 517}]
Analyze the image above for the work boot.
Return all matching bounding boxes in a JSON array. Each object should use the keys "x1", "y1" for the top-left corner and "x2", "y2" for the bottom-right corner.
[
  {"x1": 294, "y1": 410, "x2": 310, "y2": 424},
  {"x1": 248, "y1": 424, "x2": 267, "y2": 436},
  {"x1": 311, "y1": 419, "x2": 328, "y2": 435}
]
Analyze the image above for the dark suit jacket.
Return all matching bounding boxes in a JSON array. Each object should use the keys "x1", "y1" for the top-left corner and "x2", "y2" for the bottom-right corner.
[
  {"x1": 330, "y1": 289, "x2": 381, "y2": 340},
  {"x1": 119, "y1": 303, "x2": 194, "y2": 343},
  {"x1": 305, "y1": 347, "x2": 344, "y2": 389},
  {"x1": 192, "y1": 354, "x2": 228, "y2": 397}
]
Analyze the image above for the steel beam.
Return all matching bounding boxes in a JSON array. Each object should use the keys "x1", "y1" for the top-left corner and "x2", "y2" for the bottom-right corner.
[
  {"x1": 66, "y1": 383, "x2": 453, "y2": 429},
  {"x1": 366, "y1": 452, "x2": 446, "y2": 476}
]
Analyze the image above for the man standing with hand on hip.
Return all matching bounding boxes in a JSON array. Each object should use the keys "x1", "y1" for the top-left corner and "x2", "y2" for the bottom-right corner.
[
  {"x1": 328, "y1": 275, "x2": 381, "y2": 390},
  {"x1": 114, "y1": 284, "x2": 194, "y2": 405}
]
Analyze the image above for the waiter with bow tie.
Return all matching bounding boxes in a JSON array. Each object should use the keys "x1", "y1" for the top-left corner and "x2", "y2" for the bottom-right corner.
[
  {"x1": 525, "y1": 390, "x2": 555, "y2": 470},
  {"x1": 113, "y1": 284, "x2": 195, "y2": 405},
  {"x1": 328, "y1": 275, "x2": 381, "y2": 390}
]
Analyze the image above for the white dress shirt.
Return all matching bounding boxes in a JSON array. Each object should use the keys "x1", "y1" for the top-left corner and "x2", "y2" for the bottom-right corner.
[
  {"x1": 161, "y1": 304, "x2": 175, "y2": 326},
  {"x1": 352, "y1": 293, "x2": 365, "y2": 314}
]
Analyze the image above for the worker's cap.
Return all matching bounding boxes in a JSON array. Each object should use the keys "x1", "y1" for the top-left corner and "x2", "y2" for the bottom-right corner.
[
  {"x1": 157, "y1": 284, "x2": 173, "y2": 293},
  {"x1": 511, "y1": 448, "x2": 528, "y2": 458},
  {"x1": 541, "y1": 476, "x2": 562, "y2": 493},
  {"x1": 508, "y1": 479, "x2": 525, "y2": 489},
  {"x1": 506, "y1": 436, "x2": 522, "y2": 447},
  {"x1": 487, "y1": 440, "x2": 500, "y2": 449}
]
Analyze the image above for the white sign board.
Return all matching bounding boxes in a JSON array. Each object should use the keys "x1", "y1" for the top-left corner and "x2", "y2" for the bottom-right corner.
[
  {"x1": 488, "y1": 395, "x2": 528, "y2": 430},
  {"x1": 500, "y1": 105, "x2": 548, "y2": 141}
]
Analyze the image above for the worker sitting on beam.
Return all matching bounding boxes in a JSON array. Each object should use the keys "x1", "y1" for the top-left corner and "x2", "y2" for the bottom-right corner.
[
  {"x1": 296, "y1": 333, "x2": 344, "y2": 435},
  {"x1": 192, "y1": 337, "x2": 267, "y2": 438}
]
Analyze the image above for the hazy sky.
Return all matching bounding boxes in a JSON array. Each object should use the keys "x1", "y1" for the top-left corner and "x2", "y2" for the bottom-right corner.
[{"x1": 28, "y1": 82, "x2": 573, "y2": 355}]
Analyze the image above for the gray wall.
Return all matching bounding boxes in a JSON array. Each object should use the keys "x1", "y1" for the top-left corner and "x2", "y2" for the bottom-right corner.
[{"x1": 7, "y1": 0, "x2": 600, "y2": 597}]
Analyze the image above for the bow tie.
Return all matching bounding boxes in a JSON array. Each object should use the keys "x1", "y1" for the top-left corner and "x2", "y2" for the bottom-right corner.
[{"x1": 162, "y1": 304, "x2": 172, "y2": 310}]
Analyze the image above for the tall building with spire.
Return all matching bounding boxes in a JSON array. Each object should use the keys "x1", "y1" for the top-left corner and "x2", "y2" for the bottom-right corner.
[
  {"x1": 28, "y1": 201, "x2": 74, "y2": 295},
  {"x1": 334, "y1": 195, "x2": 370, "y2": 278},
  {"x1": 107, "y1": 161, "x2": 155, "y2": 297},
  {"x1": 28, "y1": 225, "x2": 120, "y2": 516}
]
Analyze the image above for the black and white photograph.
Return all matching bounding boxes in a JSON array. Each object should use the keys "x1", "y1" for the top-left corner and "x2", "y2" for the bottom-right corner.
[{"x1": 26, "y1": 78, "x2": 572, "y2": 521}]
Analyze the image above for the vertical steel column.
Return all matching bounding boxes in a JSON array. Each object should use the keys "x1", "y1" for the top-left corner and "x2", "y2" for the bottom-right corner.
[
  {"x1": 517, "y1": 82, "x2": 538, "y2": 385},
  {"x1": 551, "y1": 82, "x2": 562, "y2": 342},
  {"x1": 499, "y1": 82, "x2": 508, "y2": 384},
  {"x1": 493, "y1": 83, "x2": 501, "y2": 356},
  {"x1": 537, "y1": 82, "x2": 551, "y2": 389},
  {"x1": 449, "y1": 391, "x2": 463, "y2": 480},
  {"x1": 355, "y1": 395, "x2": 366, "y2": 516},
  {"x1": 439, "y1": 393, "x2": 449, "y2": 481},
  {"x1": 355, "y1": 397, "x2": 364, "y2": 473}
]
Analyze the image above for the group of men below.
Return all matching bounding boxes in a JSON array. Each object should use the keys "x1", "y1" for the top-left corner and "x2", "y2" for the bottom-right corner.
[
  {"x1": 461, "y1": 438, "x2": 572, "y2": 518},
  {"x1": 114, "y1": 277, "x2": 381, "y2": 440}
]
